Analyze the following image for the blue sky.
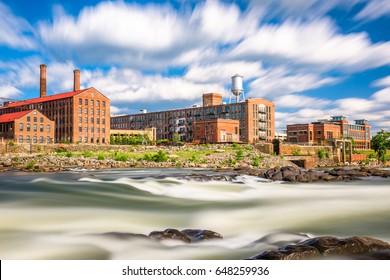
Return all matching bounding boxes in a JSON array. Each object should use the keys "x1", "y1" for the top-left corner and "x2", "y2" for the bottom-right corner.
[{"x1": 1, "y1": 0, "x2": 390, "y2": 135}]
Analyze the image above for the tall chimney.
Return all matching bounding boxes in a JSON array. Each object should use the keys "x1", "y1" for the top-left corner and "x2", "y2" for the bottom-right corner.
[
  {"x1": 74, "y1": 69, "x2": 80, "y2": 91},
  {"x1": 40, "y1": 64, "x2": 47, "y2": 98}
]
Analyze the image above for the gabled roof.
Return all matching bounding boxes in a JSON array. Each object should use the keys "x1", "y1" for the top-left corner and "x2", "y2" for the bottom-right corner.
[
  {"x1": 0, "y1": 110, "x2": 34, "y2": 123},
  {"x1": 0, "y1": 89, "x2": 88, "y2": 109}
]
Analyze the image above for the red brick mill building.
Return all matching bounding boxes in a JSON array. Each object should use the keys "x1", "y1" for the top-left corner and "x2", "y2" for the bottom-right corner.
[{"x1": 0, "y1": 65, "x2": 111, "y2": 144}]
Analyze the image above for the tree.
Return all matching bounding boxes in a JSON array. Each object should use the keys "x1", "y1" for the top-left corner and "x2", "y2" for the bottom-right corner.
[
  {"x1": 172, "y1": 133, "x2": 181, "y2": 146},
  {"x1": 371, "y1": 130, "x2": 390, "y2": 163}
]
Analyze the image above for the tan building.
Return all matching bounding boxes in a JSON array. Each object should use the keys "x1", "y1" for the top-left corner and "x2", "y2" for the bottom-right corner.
[
  {"x1": 0, "y1": 110, "x2": 54, "y2": 143},
  {"x1": 111, "y1": 93, "x2": 275, "y2": 144},
  {"x1": 0, "y1": 65, "x2": 110, "y2": 144},
  {"x1": 193, "y1": 119, "x2": 239, "y2": 143}
]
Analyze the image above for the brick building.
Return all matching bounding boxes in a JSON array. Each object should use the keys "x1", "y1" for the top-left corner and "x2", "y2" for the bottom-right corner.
[
  {"x1": 0, "y1": 110, "x2": 54, "y2": 143},
  {"x1": 286, "y1": 116, "x2": 370, "y2": 149},
  {"x1": 111, "y1": 93, "x2": 275, "y2": 144},
  {"x1": 193, "y1": 119, "x2": 239, "y2": 143},
  {"x1": 0, "y1": 65, "x2": 110, "y2": 144}
]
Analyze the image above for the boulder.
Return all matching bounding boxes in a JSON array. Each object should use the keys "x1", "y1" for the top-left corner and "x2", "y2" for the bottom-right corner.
[
  {"x1": 181, "y1": 229, "x2": 223, "y2": 242},
  {"x1": 249, "y1": 236, "x2": 390, "y2": 260},
  {"x1": 149, "y1": 228, "x2": 191, "y2": 243}
]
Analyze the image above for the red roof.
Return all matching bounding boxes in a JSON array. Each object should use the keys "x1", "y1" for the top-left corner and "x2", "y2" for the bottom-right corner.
[
  {"x1": 0, "y1": 110, "x2": 34, "y2": 123},
  {"x1": 0, "y1": 89, "x2": 88, "y2": 109}
]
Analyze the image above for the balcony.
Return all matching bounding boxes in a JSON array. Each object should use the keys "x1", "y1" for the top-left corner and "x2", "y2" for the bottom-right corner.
[
  {"x1": 259, "y1": 115, "x2": 267, "y2": 121},
  {"x1": 259, "y1": 124, "x2": 267, "y2": 130}
]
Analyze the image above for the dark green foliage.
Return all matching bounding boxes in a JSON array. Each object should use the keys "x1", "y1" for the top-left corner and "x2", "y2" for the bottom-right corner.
[
  {"x1": 110, "y1": 133, "x2": 152, "y2": 145},
  {"x1": 317, "y1": 148, "x2": 325, "y2": 159},
  {"x1": 236, "y1": 149, "x2": 244, "y2": 160},
  {"x1": 143, "y1": 150, "x2": 168, "y2": 162},
  {"x1": 253, "y1": 156, "x2": 259, "y2": 167},
  {"x1": 371, "y1": 130, "x2": 390, "y2": 163}
]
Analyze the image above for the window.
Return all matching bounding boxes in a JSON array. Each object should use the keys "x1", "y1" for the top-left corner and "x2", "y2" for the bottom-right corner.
[
  {"x1": 40, "y1": 124, "x2": 43, "y2": 132},
  {"x1": 79, "y1": 127, "x2": 82, "y2": 132},
  {"x1": 84, "y1": 137, "x2": 88, "y2": 143},
  {"x1": 102, "y1": 110, "x2": 105, "y2": 116},
  {"x1": 97, "y1": 109, "x2": 100, "y2": 115},
  {"x1": 97, "y1": 101, "x2": 100, "y2": 107},
  {"x1": 102, "y1": 101, "x2": 105, "y2": 107},
  {"x1": 26, "y1": 136, "x2": 30, "y2": 143},
  {"x1": 84, "y1": 108, "x2": 88, "y2": 114},
  {"x1": 78, "y1": 108, "x2": 82, "y2": 113},
  {"x1": 102, "y1": 128, "x2": 105, "y2": 133},
  {"x1": 91, "y1": 118, "x2": 94, "y2": 124},
  {"x1": 79, "y1": 98, "x2": 82, "y2": 105},
  {"x1": 78, "y1": 117, "x2": 82, "y2": 123},
  {"x1": 19, "y1": 123, "x2": 23, "y2": 131},
  {"x1": 85, "y1": 99, "x2": 88, "y2": 105},
  {"x1": 91, "y1": 127, "x2": 94, "y2": 133},
  {"x1": 97, "y1": 118, "x2": 100, "y2": 124},
  {"x1": 78, "y1": 137, "x2": 82, "y2": 143},
  {"x1": 34, "y1": 117, "x2": 37, "y2": 122},
  {"x1": 102, "y1": 119, "x2": 105, "y2": 125},
  {"x1": 85, "y1": 127, "x2": 88, "y2": 132},
  {"x1": 46, "y1": 136, "x2": 51, "y2": 143},
  {"x1": 39, "y1": 136, "x2": 44, "y2": 143},
  {"x1": 85, "y1": 117, "x2": 88, "y2": 123},
  {"x1": 91, "y1": 100, "x2": 94, "y2": 106},
  {"x1": 27, "y1": 116, "x2": 31, "y2": 122},
  {"x1": 33, "y1": 124, "x2": 37, "y2": 132},
  {"x1": 91, "y1": 109, "x2": 94, "y2": 115},
  {"x1": 27, "y1": 124, "x2": 30, "y2": 131},
  {"x1": 47, "y1": 125, "x2": 50, "y2": 132},
  {"x1": 19, "y1": 136, "x2": 23, "y2": 143},
  {"x1": 96, "y1": 128, "x2": 100, "y2": 133},
  {"x1": 40, "y1": 117, "x2": 44, "y2": 123}
]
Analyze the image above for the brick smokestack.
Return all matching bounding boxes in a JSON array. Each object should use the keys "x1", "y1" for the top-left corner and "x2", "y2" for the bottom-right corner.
[
  {"x1": 73, "y1": 69, "x2": 80, "y2": 91},
  {"x1": 40, "y1": 64, "x2": 47, "y2": 98}
]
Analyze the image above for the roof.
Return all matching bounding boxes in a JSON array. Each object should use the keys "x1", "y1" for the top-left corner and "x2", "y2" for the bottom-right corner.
[
  {"x1": 0, "y1": 110, "x2": 34, "y2": 123},
  {"x1": 0, "y1": 89, "x2": 88, "y2": 109}
]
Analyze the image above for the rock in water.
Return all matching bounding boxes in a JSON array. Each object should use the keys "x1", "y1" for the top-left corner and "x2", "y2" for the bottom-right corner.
[
  {"x1": 181, "y1": 229, "x2": 223, "y2": 242},
  {"x1": 149, "y1": 228, "x2": 191, "y2": 243},
  {"x1": 249, "y1": 236, "x2": 390, "y2": 260}
]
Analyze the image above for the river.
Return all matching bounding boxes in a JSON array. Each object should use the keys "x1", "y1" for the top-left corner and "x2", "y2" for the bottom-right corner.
[{"x1": 0, "y1": 168, "x2": 389, "y2": 260}]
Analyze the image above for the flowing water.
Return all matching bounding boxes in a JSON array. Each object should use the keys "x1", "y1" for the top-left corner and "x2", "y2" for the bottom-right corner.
[{"x1": 0, "y1": 168, "x2": 389, "y2": 260}]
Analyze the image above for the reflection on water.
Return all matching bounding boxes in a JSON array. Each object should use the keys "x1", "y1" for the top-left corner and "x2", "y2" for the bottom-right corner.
[{"x1": 0, "y1": 168, "x2": 389, "y2": 259}]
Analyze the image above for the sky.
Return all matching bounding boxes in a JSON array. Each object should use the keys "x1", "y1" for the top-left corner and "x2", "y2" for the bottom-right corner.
[{"x1": 1, "y1": 0, "x2": 390, "y2": 135}]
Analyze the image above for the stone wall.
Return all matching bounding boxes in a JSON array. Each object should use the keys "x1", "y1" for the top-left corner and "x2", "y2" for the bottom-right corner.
[
  {"x1": 254, "y1": 143, "x2": 274, "y2": 154},
  {"x1": 279, "y1": 143, "x2": 334, "y2": 156}
]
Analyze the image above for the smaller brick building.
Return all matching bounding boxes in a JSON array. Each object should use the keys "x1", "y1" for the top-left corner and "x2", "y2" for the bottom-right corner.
[
  {"x1": 193, "y1": 119, "x2": 240, "y2": 143},
  {"x1": 0, "y1": 110, "x2": 55, "y2": 143}
]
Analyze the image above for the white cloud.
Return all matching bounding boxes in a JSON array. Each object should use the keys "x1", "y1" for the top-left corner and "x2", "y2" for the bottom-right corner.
[
  {"x1": 355, "y1": 0, "x2": 390, "y2": 21},
  {"x1": 372, "y1": 75, "x2": 390, "y2": 87},
  {"x1": 274, "y1": 94, "x2": 332, "y2": 108},
  {"x1": 38, "y1": 0, "x2": 258, "y2": 69},
  {"x1": 0, "y1": 2, "x2": 36, "y2": 49},
  {"x1": 83, "y1": 67, "x2": 226, "y2": 103},
  {"x1": 247, "y1": 67, "x2": 339, "y2": 98},
  {"x1": 184, "y1": 61, "x2": 264, "y2": 84},
  {"x1": 0, "y1": 85, "x2": 22, "y2": 98},
  {"x1": 229, "y1": 18, "x2": 390, "y2": 71}
]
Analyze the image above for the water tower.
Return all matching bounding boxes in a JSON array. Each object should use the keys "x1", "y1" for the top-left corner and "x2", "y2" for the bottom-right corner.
[{"x1": 230, "y1": 74, "x2": 245, "y2": 103}]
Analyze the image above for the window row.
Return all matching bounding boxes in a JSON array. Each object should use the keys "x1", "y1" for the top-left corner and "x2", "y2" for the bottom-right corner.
[
  {"x1": 18, "y1": 135, "x2": 52, "y2": 143},
  {"x1": 78, "y1": 117, "x2": 106, "y2": 124},
  {"x1": 26, "y1": 116, "x2": 45, "y2": 123},
  {"x1": 78, "y1": 99, "x2": 106, "y2": 107},
  {"x1": 78, "y1": 127, "x2": 106, "y2": 133},
  {"x1": 19, "y1": 123, "x2": 51, "y2": 132},
  {"x1": 77, "y1": 108, "x2": 106, "y2": 115},
  {"x1": 77, "y1": 137, "x2": 106, "y2": 144}
]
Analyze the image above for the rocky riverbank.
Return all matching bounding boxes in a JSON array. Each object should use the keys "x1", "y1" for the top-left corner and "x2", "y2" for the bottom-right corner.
[{"x1": 100, "y1": 228, "x2": 390, "y2": 260}]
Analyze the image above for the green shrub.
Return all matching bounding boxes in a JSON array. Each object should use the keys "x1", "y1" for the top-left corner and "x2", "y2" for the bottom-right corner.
[
  {"x1": 115, "y1": 153, "x2": 129, "y2": 162},
  {"x1": 325, "y1": 151, "x2": 330, "y2": 159},
  {"x1": 191, "y1": 155, "x2": 197, "y2": 163},
  {"x1": 232, "y1": 143, "x2": 239, "y2": 149},
  {"x1": 12, "y1": 156, "x2": 20, "y2": 162},
  {"x1": 236, "y1": 149, "x2": 244, "y2": 160},
  {"x1": 26, "y1": 160, "x2": 36, "y2": 170},
  {"x1": 253, "y1": 156, "x2": 259, "y2": 167},
  {"x1": 317, "y1": 148, "x2": 325, "y2": 159},
  {"x1": 65, "y1": 152, "x2": 73, "y2": 158},
  {"x1": 292, "y1": 148, "x2": 302, "y2": 156},
  {"x1": 82, "y1": 151, "x2": 93, "y2": 157},
  {"x1": 153, "y1": 150, "x2": 168, "y2": 162},
  {"x1": 56, "y1": 146, "x2": 67, "y2": 153},
  {"x1": 97, "y1": 154, "x2": 105, "y2": 160}
]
